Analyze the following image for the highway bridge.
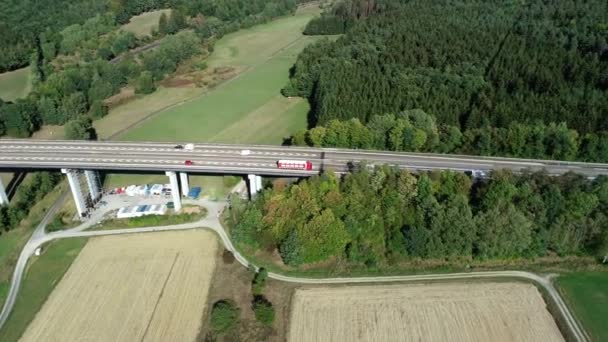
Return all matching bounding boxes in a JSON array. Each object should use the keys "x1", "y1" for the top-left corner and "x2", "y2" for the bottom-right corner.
[{"x1": 1, "y1": 139, "x2": 608, "y2": 215}]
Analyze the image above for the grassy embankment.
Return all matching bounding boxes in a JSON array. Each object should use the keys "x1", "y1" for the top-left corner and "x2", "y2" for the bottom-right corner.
[
  {"x1": 557, "y1": 271, "x2": 608, "y2": 342},
  {"x1": 0, "y1": 238, "x2": 88, "y2": 342}
]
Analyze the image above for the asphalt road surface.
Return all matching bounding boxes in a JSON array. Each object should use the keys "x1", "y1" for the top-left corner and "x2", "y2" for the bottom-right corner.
[{"x1": 0, "y1": 139, "x2": 607, "y2": 177}]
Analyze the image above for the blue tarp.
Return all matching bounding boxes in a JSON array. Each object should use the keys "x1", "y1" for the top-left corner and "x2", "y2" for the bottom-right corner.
[{"x1": 188, "y1": 187, "x2": 202, "y2": 198}]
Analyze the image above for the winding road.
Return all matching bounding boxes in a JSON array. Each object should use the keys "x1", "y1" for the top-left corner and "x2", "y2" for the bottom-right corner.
[{"x1": 0, "y1": 193, "x2": 588, "y2": 342}]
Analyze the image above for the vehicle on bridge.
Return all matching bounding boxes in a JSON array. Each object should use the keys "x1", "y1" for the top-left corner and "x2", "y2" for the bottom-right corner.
[
  {"x1": 176, "y1": 143, "x2": 194, "y2": 151},
  {"x1": 184, "y1": 160, "x2": 193, "y2": 166},
  {"x1": 277, "y1": 160, "x2": 312, "y2": 170}
]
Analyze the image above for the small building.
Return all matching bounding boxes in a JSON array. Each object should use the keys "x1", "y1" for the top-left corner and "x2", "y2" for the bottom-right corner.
[
  {"x1": 116, "y1": 204, "x2": 168, "y2": 219},
  {"x1": 147, "y1": 204, "x2": 167, "y2": 216},
  {"x1": 117, "y1": 206, "x2": 140, "y2": 218}
]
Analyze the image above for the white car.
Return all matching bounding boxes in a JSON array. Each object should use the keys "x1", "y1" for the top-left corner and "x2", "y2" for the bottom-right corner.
[{"x1": 240, "y1": 149, "x2": 252, "y2": 156}]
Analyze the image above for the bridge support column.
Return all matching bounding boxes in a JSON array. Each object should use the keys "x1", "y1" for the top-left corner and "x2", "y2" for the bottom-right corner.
[
  {"x1": 0, "y1": 177, "x2": 8, "y2": 205},
  {"x1": 62, "y1": 169, "x2": 87, "y2": 218},
  {"x1": 255, "y1": 175, "x2": 263, "y2": 192},
  {"x1": 248, "y1": 174, "x2": 258, "y2": 199},
  {"x1": 165, "y1": 171, "x2": 182, "y2": 212},
  {"x1": 84, "y1": 170, "x2": 101, "y2": 203},
  {"x1": 179, "y1": 172, "x2": 189, "y2": 197}
]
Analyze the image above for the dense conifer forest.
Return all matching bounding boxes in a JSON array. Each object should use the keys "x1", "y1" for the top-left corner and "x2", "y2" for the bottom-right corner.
[{"x1": 284, "y1": 0, "x2": 608, "y2": 134}]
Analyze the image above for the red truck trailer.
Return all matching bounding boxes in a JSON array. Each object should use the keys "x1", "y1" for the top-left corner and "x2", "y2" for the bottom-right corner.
[{"x1": 277, "y1": 160, "x2": 313, "y2": 170}]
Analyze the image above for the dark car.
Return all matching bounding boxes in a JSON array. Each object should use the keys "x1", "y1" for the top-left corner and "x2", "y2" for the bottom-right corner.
[{"x1": 174, "y1": 144, "x2": 184, "y2": 149}]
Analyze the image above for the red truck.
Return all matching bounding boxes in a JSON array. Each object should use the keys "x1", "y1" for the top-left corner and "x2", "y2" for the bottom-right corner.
[{"x1": 277, "y1": 160, "x2": 313, "y2": 170}]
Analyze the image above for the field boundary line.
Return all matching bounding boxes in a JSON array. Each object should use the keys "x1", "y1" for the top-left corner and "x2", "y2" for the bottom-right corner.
[{"x1": 140, "y1": 252, "x2": 180, "y2": 342}]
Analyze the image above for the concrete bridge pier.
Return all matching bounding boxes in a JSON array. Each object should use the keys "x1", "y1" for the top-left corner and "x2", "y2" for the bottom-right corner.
[
  {"x1": 165, "y1": 171, "x2": 182, "y2": 212},
  {"x1": 0, "y1": 177, "x2": 8, "y2": 205},
  {"x1": 84, "y1": 170, "x2": 101, "y2": 203},
  {"x1": 247, "y1": 174, "x2": 263, "y2": 199},
  {"x1": 247, "y1": 175, "x2": 257, "y2": 198},
  {"x1": 179, "y1": 172, "x2": 189, "y2": 197},
  {"x1": 256, "y1": 175, "x2": 262, "y2": 193},
  {"x1": 62, "y1": 169, "x2": 87, "y2": 218}
]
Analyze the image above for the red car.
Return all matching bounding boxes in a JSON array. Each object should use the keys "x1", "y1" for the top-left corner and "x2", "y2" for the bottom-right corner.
[{"x1": 184, "y1": 160, "x2": 193, "y2": 166}]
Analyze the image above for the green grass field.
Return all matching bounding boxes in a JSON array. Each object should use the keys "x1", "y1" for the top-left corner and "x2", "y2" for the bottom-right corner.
[
  {"x1": 121, "y1": 38, "x2": 316, "y2": 144},
  {"x1": 557, "y1": 271, "x2": 608, "y2": 341},
  {"x1": 208, "y1": 6, "x2": 321, "y2": 68},
  {"x1": 122, "y1": 9, "x2": 171, "y2": 37},
  {"x1": 119, "y1": 6, "x2": 321, "y2": 144},
  {"x1": 0, "y1": 238, "x2": 87, "y2": 342},
  {"x1": 0, "y1": 67, "x2": 31, "y2": 101}
]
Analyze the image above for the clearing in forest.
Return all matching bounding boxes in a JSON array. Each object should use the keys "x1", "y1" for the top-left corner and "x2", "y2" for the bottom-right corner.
[
  {"x1": 288, "y1": 282, "x2": 564, "y2": 342},
  {"x1": 0, "y1": 67, "x2": 31, "y2": 101},
  {"x1": 122, "y1": 9, "x2": 172, "y2": 37},
  {"x1": 19, "y1": 230, "x2": 218, "y2": 342}
]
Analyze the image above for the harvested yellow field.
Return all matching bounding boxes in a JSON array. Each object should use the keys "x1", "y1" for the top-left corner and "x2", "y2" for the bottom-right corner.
[
  {"x1": 20, "y1": 230, "x2": 218, "y2": 342},
  {"x1": 288, "y1": 282, "x2": 564, "y2": 342}
]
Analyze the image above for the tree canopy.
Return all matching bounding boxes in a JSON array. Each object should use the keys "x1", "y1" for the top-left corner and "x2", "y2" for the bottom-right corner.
[
  {"x1": 229, "y1": 169, "x2": 608, "y2": 267},
  {"x1": 285, "y1": 0, "x2": 608, "y2": 134},
  {"x1": 289, "y1": 111, "x2": 608, "y2": 163}
]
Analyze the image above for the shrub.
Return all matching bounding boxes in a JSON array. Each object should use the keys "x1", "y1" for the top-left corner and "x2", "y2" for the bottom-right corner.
[
  {"x1": 210, "y1": 300, "x2": 239, "y2": 334},
  {"x1": 135, "y1": 71, "x2": 156, "y2": 94},
  {"x1": 252, "y1": 296, "x2": 275, "y2": 326},
  {"x1": 251, "y1": 268, "x2": 268, "y2": 296}
]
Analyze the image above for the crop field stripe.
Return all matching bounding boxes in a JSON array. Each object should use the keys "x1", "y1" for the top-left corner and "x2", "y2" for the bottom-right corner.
[
  {"x1": 18, "y1": 231, "x2": 217, "y2": 342},
  {"x1": 140, "y1": 252, "x2": 180, "y2": 342},
  {"x1": 288, "y1": 283, "x2": 564, "y2": 342}
]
